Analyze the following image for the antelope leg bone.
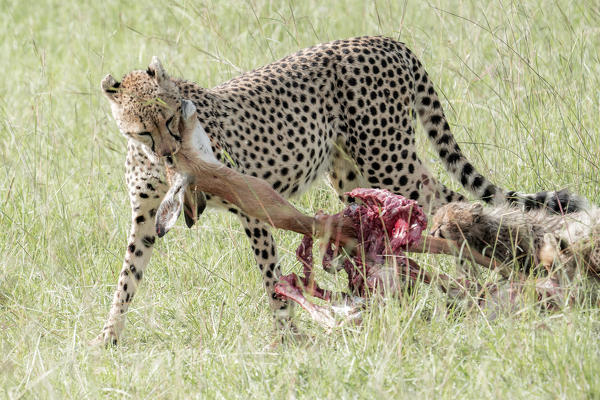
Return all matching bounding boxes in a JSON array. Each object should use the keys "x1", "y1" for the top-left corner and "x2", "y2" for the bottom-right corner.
[{"x1": 406, "y1": 235, "x2": 499, "y2": 270}]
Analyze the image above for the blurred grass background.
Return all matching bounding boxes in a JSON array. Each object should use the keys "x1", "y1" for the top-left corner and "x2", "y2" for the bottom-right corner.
[{"x1": 1, "y1": 0, "x2": 600, "y2": 398}]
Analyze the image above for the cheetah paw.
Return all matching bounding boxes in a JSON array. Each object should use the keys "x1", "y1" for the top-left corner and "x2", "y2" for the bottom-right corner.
[{"x1": 89, "y1": 329, "x2": 119, "y2": 347}]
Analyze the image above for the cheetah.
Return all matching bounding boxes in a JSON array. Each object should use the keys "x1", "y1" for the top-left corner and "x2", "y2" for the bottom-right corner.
[
  {"x1": 96, "y1": 36, "x2": 584, "y2": 345},
  {"x1": 430, "y1": 200, "x2": 597, "y2": 277}
]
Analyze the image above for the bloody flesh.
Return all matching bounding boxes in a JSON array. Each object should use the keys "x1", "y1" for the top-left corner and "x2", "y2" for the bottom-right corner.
[
  {"x1": 334, "y1": 188, "x2": 429, "y2": 296},
  {"x1": 274, "y1": 189, "x2": 431, "y2": 323}
]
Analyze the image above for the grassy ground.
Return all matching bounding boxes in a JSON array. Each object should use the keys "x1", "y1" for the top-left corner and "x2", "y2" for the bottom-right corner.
[{"x1": 2, "y1": 0, "x2": 600, "y2": 398}]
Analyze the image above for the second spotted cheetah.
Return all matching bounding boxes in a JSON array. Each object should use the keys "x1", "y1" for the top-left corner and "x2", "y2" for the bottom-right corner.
[{"x1": 430, "y1": 200, "x2": 595, "y2": 276}]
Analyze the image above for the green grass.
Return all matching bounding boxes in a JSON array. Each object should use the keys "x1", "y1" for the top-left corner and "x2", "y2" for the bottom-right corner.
[{"x1": 2, "y1": 0, "x2": 600, "y2": 398}]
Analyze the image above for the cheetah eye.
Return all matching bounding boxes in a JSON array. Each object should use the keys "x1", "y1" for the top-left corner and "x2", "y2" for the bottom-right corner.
[
  {"x1": 138, "y1": 131, "x2": 152, "y2": 137},
  {"x1": 166, "y1": 116, "x2": 175, "y2": 127}
]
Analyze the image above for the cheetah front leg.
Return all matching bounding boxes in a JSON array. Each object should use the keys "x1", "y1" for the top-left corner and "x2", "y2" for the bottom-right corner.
[
  {"x1": 92, "y1": 144, "x2": 168, "y2": 346},
  {"x1": 238, "y1": 213, "x2": 296, "y2": 331}
]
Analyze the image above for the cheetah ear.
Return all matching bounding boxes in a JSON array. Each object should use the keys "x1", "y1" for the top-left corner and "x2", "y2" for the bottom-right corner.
[
  {"x1": 147, "y1": 56, "x2": 168, "y2": 85},
  {"x1": 156, "y1": 172, "x2": 189, "y2": 237},
  {"x1": 181, "y1": 99, "x2": 196, "y2": 121},
  {"x1": 100, "y1": 74, "x2": 120, "y2": 98}
]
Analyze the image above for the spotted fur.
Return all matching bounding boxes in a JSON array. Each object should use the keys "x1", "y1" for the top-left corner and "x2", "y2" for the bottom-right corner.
[
  {"x1": 95, "y1": 36, "x2": 584, "y2": 345},
  {"x1": 430, "y1": 201, "x2": 598, "y2": 275}
]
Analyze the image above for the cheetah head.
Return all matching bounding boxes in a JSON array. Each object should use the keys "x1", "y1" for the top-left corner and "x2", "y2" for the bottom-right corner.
[
  {"x1": 102, "y1": 59, "x2": 209, "y2": 230},
  {"x1": 101, "y1": 57, "x2": 185, "y2": 158},
  {"x1": 430, "y1": 202, "x2": 483, "y2": 242}
]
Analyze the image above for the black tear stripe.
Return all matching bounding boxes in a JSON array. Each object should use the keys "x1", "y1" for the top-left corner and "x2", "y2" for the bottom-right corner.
[{"x1": 149, "y1": 135, "x2": 156, "y2": 153}]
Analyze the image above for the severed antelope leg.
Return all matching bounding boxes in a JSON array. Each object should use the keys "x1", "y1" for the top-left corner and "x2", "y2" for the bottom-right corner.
[{"x1": 407, "y1": 235, "x2": 499, "y2": 270}]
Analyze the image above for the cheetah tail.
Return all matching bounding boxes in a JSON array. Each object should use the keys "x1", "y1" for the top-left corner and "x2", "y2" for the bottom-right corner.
[
  {"x1": 504, "y1": 189, "x2": 589, "y2": 214},
  {"x1": 412, "y1": 64, "x2": 504, "y2": 206},
  {"x1": 411, "y1": 58, "x2": 587, "y2": 214}
]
